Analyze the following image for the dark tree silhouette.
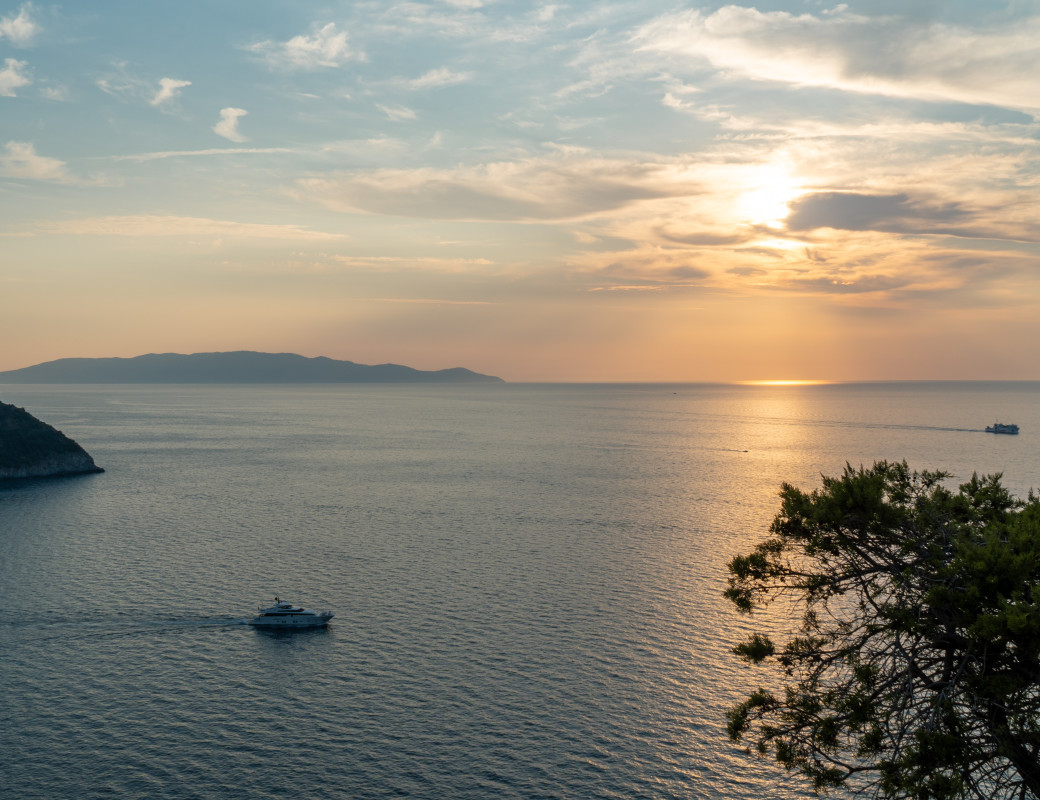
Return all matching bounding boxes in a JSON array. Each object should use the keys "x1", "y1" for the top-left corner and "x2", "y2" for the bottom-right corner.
[{"x1": 725, "y1": 461, "x2": 1040, "y2": 799}]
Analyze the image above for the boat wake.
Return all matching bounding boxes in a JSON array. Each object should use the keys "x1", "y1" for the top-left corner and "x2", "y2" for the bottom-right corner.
[
  {"x1": 147, "y1": 617, "x2": 251, "y2": 628},
  {"x1": 1, "y1": 616, "x2": 252, "y2": 644},
  {"x1": 825, "y1": 421, "x2": 990, "y2": 434}
]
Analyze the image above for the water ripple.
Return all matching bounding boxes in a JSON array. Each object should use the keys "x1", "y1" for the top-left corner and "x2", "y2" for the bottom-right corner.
[{"x1": 5, "y1": 383, "x2": 1038, "y2": 798}]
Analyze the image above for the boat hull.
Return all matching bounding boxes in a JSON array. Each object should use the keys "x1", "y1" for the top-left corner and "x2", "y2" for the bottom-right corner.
[{"x1": 248, "y1": 612, "x2": 333, "y2": 628}]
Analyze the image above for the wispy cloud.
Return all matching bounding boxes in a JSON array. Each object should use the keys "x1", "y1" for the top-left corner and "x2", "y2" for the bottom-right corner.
[
  {"x1": 320, "y1": 137, "x2": 409, "y2": 157},
  {"x1": 0, "y1": 3, "x2": 39, "y2": 46},
  {"x1": 636, "y1": 7, "x2": 1040, "y2": 114},
  {"x1": 377, "y1": 104, "x2": 418, "y2": 121},
  {"x1": 111, "y1": 147, "x2": 294, "y2": 163},
  {"x1": 0, "y1": 141, "x2": 72, "y2": 183},
  {"x1": 39, "y1": 83, "x2": 68, "y2": 101},
  {"x1": 402, "y1": 67, "x2": 473, "y2": 90},
  {"x1": 0, "y1": 58, "x2": 30, "y2": 97},
  {"x1": 380, "y1": 298, "x2": 495, "y2": 304},
  {"x1": 299, "y1": 150, "x2": 702, "y2": 222},
  {"x1": 588, "y1": 285, "x2": 669, "y2": 293},
  {"x1": 150, "y1": 77, "x2": 191, "y2": 107},
  {"x1": 37, "y1": 215, "x2": 346, "y2": 240},
  {"x1": 97, "y1": 66, "x2": 192, "y2": 110},
  {"x1": 334, "y1": 255, "x2": 496, "y2": 274},
  {"x1": 535, "y1": 5, "x2": 559, "y2": 23},
  {"x1": 213, "y1": 108, "x2": 248, "y2": 142},
  {"x1": 247, "y1": 22, "x2": 358, "y2": 70},
  {"x1": 0, "y1": 140, "x2": 113, "y2": 186}
]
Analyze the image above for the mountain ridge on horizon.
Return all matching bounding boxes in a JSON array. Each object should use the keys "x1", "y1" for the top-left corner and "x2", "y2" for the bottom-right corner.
[{"x1": 0, "y1": 351, "x2": 504, "y2": 384}]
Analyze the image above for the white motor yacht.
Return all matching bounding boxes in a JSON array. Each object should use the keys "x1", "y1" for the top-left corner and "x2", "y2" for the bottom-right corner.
[{"x1": 249, "y1": 597, "x2": 334, "y2": 628}]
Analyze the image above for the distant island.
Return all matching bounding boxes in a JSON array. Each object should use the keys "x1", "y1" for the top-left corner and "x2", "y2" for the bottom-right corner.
[
  {"x1": 0, "y1": 402, "x2": 104, "y2": 480},
  {"x1": 0, "y1": 352, "x2": 504, "y2": 384}
]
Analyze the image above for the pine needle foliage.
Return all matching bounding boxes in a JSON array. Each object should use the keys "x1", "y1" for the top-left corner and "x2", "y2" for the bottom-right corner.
[{"x1": 726, "y1": 461, "x2": 1040, "y2": 799}]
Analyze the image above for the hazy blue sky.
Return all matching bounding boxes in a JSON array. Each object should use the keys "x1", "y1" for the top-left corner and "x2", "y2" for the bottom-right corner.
[{"x1": 2, "y1": 1, "x2": 1039, "y2": 380}]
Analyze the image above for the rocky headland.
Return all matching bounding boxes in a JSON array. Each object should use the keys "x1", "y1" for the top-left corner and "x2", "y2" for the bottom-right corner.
[{"x1": 0, "y1": 401, "x2": 104, "y2": 480}]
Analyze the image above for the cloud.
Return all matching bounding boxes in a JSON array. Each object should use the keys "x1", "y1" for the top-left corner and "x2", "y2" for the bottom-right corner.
[
  {"x1": 213, "y1": 108, "x2": 248, "y2": 142},
  {"x1": 655, "y1": 226, "x2": 754, "y2": 247},
  {"x1": 96, "y1": 69, "x2": 140, "y2": 100},
  {"x1": 0, "y1": 141, "x2": 72, "y2": 182},
  {"x1": 333, "y1": 255, "x2": 495, "y2": 274},
  {"x1": 151, "y1": 77, "x2": 191, "y2": 107},
  {"x1": 588, "y1": 285, "x2": 666, "y2": 293},
  {"x1": 319, "y1": 137, "x2": 408, "y2": 157},
  {"x1": 403, "y1": 67, "x2": 473, "y2": 89},
  {"x1": 37, "y1": 215, "x2": 345, "y2": 240},
  {"x1": 97, "y1": 66, "x2": 190, "y2": 109},
  {"x1": 379, "y1": 297, "x2": 495, "y2": 304},
  {"x1": 367, "y1": 0, "x2": 584, "y2": 44},
  {"x1": 748, "y1": 233, "x2": 1037, "y2": 302},
  {"x1": 247, "y1": 22, "x2": 356, "y2": 70},
  {"x1": 564, "y1": 226, "x2": 1036, "y2": 306},
  {"x1": 570, "y1": 242, "x2": 720, "y2": 290},
  {"x1": 298, "y1": 152, "x2": 703, "y2": 222},
  {"x1": 777, "y1": 273, "x2": 919, "y2": 296},
  {"x1": 784, "y1": 191, "x2": 1040, "y2": 243},
  {"x1": 0, "y1": 58, "x2": 30, "y2": 97},
  {"x1": 545, "y1": 126, "x2": 1040, "y2": 300},
  {"x1": 0, "y1": 4, "x2": 38, "y2": 45},
  {"x1": 377, "y1": 104, "x2": 417, "y2": 121},
  {"x1": 39, "y1": 83, "x2": 68, "y2": 101},
  {"x1": 661, "y1": 92, "x2": 696, "y2": 111},
  {"x1": 536, "y1": 5, "x2": 559, "y2": 23},
  {"x1": 636, "y1": 6, "x2": 1040, "y2": 114},
  {"x1": 786, "y1": 192, "x2": 967, "y2": 231},
  {"x1": 111, "y1": 147, "x2": 294, "y2": 162}
]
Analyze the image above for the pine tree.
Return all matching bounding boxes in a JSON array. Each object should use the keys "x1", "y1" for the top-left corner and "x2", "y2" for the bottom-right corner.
[{"x1": 726, "y1": 462, "x2": 1040, "y2": 799}]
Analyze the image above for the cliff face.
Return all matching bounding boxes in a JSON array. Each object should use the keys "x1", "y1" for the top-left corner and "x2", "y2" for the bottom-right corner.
[{"x1": 0, "y1": 401, "x2": 104, "y2": 480}]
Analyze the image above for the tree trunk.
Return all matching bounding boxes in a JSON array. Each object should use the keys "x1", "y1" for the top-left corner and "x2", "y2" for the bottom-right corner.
[{"x1": 989, "y1": 704, "x2": 1040, "y2": 798}]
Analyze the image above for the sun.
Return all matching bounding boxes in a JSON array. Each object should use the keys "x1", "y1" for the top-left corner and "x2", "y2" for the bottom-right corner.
[{"x1": 736, "y1": 161, "x2": 803, "y2": 228}]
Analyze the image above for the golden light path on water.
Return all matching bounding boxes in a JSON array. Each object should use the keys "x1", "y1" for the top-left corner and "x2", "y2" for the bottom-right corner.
[{"x1": 740, "y1": 380, "x2": 832, "y2": 386}]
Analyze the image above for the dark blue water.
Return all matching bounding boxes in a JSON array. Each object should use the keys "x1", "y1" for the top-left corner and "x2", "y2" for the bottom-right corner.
[{"x1": 2, "y1": 383, "x2": 1037, "y2": 799}]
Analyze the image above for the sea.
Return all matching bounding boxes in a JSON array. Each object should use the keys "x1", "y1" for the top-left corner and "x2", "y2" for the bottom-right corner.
[{"x1": 1, "y1": 382, "x2": 1037, "y2": 800}]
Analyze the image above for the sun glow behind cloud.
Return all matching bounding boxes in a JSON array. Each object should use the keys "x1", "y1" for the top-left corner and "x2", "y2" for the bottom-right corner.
[{"x1": 735, "y1": 160, "x2": 803, "y2": 228}]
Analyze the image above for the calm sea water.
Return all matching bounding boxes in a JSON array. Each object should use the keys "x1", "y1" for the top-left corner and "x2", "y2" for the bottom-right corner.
[{"x1": 2, "y1": 382, "x2": 1037, "y2": 800}]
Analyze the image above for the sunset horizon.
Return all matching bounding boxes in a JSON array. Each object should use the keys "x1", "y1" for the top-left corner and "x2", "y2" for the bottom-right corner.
[
  {"x1": 3, "y1": 348, "x2": 1040, "y2": 385},
  {"x1": 3, "y1": 1, "x2": 1039, "y2": 382},
  {"x1": 4, "y1": 1, "x2": 1040, "y2": 785}
]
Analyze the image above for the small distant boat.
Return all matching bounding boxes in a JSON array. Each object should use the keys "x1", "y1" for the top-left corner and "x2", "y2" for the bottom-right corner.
[
  {"x1": 249, "y1": 597, "x2": 333, "y2": 628},
  {"x1": 985, "y1": 422, "x2": 1019, "y2": 435}
]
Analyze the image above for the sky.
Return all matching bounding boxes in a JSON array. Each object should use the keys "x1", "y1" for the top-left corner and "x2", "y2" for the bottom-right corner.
[{"x1": 2, "y1": 0, "x2": 1039, "y2": 381}]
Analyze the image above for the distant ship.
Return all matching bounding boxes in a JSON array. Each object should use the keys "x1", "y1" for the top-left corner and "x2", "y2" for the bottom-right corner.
[{"x1": 985, "y1": 422, "x2": 1019, "y2": 435}]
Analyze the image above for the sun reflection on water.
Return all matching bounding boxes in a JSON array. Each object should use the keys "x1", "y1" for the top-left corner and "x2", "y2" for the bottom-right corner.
[{"x1": 740, "y1": 380, "x2": 831, "y2": 387}]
